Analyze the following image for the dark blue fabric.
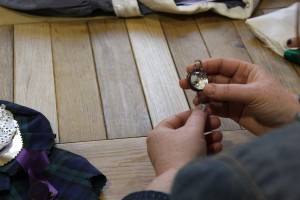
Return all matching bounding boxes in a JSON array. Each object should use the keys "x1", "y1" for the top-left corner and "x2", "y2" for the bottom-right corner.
[
  {"x1": 0, "y1": 0, "x2": 115, "y2": 16},
  {"x1": 172, "y1": 122, "x2": 300, "y2": 200},
  {"x1": 0, "y1": 174, "x2": 10, "y2": 191},
  {"x1": 0, "y1": 100, "x2": 107, "y2": 200},
  {"x1": 122, "y1": 190, "x2": 170, "y2": 200}
]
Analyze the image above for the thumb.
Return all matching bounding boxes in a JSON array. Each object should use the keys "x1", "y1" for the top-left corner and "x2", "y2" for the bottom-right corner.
[
  {"x1": 183, "y1": 104, "x2": 207, "y2": 135},
  {"x1": 203, "y1": 83, "x2": 254, "y2": 103}
]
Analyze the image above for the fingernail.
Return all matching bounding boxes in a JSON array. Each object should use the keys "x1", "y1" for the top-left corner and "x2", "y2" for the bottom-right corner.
[
  {"x1": 204, "y1": 84, "x2": 216, "y2": 95},
  {"x1": 286, "y1": 38, "x2": 292, "y2": 46},
  {"x1": 196, "y1": 104, "x2": 207, "y2": 112}
]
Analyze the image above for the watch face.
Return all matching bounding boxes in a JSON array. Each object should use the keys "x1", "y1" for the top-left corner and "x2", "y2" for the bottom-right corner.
[{"x1": 187, "y1": 70, "x2": 208, "y2": 92}]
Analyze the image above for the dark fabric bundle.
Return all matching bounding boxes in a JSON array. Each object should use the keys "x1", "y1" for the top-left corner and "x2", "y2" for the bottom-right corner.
[
  {"x1": 0, "y1": 100, "x2": 107, "y2": 200},
  {"x1": 0, "y1": 0, "x2": 255, "y2": 19},
  {"x1": 0, "y1": 0, "x2": 147, "y2": 16}
]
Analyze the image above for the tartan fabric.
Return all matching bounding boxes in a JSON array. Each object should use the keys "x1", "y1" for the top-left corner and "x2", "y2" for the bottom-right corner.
[{"x1": 0, "y1": 100, "x2": 107, "y2": 200}]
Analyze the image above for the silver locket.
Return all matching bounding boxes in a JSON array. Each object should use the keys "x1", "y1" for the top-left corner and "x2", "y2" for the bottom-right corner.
[{"x1": 187, "y1": 60, "x2": 208, "y2": 92}]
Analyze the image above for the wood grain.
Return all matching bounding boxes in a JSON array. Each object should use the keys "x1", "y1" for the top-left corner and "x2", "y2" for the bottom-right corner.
[
  {"x1": 0, "y1": 25, "x2": 13, "y2": 101},
  {"x1": 160, "y1": 16, "x2": 209, "y2": 108},
  {"x1": 195, "y1": 15, "x2": 245, "y2": 131},
  {"x1": 233, "y1": 20, "x2": 300, "y2": 94},
  {"x1": 4, "y1": 9, "x2": 300, "y2": 200},
  {"x1": 195, "y1": 16, "x2": 252, "y2": 62},
  {"x1": 57, "y1": 130, "x2": 255, "y2": 199},
  {"x1": 51, "y1": 22, "x2": 106, "y2": 143},
  {"x1": 14, "y1": 23, "x2": 59, "y2": 138},
  {"x1": 258, "y1": 0, "x2": 298, "y2": 9},
  {"x1": 57, "y1": 137, "x2": 154, "y2": 200},
  {"x1": 126, "y1": 16, "x2": 189, "y2": 126},
  {"x1": 89, "y1": 19, "x2": 152, "y2": 139}
]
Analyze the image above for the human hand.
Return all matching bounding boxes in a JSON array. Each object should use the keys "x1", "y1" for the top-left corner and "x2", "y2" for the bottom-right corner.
[
  {"x1": 285, "y1": 36, "x2": 300, "y2": 65},
  {"x1": 287, "y1": 36, "x2": 300, "y2": 48},
  {"x1": 180, "y1": 58, "x2": 300, "y2": 135},
  {"x1": 147, "y1": 105, "x2": 222, "y2": 177}
]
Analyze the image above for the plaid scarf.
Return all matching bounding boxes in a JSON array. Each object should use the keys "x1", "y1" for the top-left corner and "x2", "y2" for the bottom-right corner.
[{"x1": 0, "y1": 100, "x2": 107, "y2": 200}]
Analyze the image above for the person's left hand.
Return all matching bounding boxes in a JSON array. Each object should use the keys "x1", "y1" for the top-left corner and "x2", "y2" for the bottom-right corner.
[
  {"x1": 287, "y1": 36, "x2": 300, "y2": 48},
  {"x1": 147, "y1": 105, "x2": 222, "y2": 176}
]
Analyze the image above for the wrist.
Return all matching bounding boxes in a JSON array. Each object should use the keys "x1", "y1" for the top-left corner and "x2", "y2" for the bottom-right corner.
[{"x1": 145, "y1": 168, "x2": 179, "y2": 193}]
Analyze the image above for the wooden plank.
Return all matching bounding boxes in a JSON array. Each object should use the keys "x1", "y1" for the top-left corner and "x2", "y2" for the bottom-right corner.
[
  {"x1": 160, "y1": 16, "x2": 209, "y2": 108},
  {"x1": 0, "y1": 6, "x2": 114, "y2": 25},
  {"x1": 195, "y1": 15, "x2": 246, "y2": 131},
  {"x1": 57, "y1": 137, "x2": 155, "y2": 200},
  {"x1": 51, "y1": 22, "x2": 106, "y2": 143},
  {"x1": 57, "y1": 129, "x2": 255, "y2": 199},
  {"x1": 195, "y1": 15, "x2": 252, "y2": 62},
  {"x1": 233, "y1": 20, "x2": 300, "y2": 94},
  {"x1": 258, "y1": 0, "x2": 298, "y2": 9},
  {"x1": 0, "y1": 25, "x2": 13, "y2": 101},
  {"x1": 14, "y1": 23, "x2": 59, "y2": 139},
  {"x1": 88, "y1": 19, "x2": 152, "y2": 139},
  {"x1": 126, "y1": 16, "x2": 189, "y2": 126},
  {"x1": 160, "y1": 16, "x2": 239, "y2": 131}
]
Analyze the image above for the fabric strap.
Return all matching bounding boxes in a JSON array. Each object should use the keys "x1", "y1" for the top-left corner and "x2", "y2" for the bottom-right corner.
[{"x1": 16, "y1": 149, "x2": 58, "y2": 199}]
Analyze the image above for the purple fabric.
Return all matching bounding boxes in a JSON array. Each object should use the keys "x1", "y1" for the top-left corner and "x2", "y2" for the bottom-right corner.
[{"x1": 16, "y1": 149, "x2": 58, "y2": 199}]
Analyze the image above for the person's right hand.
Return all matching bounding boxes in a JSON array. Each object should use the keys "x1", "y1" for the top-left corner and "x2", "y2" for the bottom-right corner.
[
  {"x1": 180, "y1": 58, "x2": 300, "y2": 135},
  {"x1": 287, "y1": 36, "x2": 300, "y2": 48}
]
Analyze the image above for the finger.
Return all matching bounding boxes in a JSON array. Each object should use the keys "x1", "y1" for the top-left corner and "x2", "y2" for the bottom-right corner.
[
  {"x1": 179, "y1": 78, "x2": 190, "y2": 89},
  {"x1": 209, "y1": 102, "x2": 230, "y2": 117},
  {"x1": 207, "y1": 142, "x2": 223, "y2": 155},
  {"x1": 186, "y1": 58, "x2": 254, "y2": 77},
  {"x1": 183, "y1": 105, "x2": 208, "y2": 135},
  {"x1": 287, "y1": 36, "x2": 300, "y2": 48},
  {"x1": 193, "y1": 94, "x2": 209, "y2": 106},
  {"x1": 182, "y1": 58, "x2": 249, "y2": 89},
  {"x1": 205, "y1": 131, "x2": 223, "y2": 144},
  {"x1": 157, "y1": 110, "x2": 192, "y2": 130},
  {"x1": 208, "y1": 74, "x2": 232, "y2": 84},
  {"x1": 202, "y1": 83, "x2": 255, "y2": 103},
  {"x1": 189, "y1": 102, "x2": 222, "y2": 131},
  {"x1": 205, "y1": 116, "x2": 221, "y2": 131},
  {"x1": 193, "y1": 95, "x2": 199, "y2": 106},
  {"x1": 181, "y1": 73, "x2": 238, "y2": 91}
]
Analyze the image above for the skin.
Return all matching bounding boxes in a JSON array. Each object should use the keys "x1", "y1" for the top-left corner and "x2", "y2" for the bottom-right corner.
[
  {"x1": 287, "y1": 36, "x2": 300, "y2": 48},
  {"x1": 146, "y1": 105, "x2": 222, "y2": 192},
  {"x1": 144, "y1": 57, "x2": 300, "y2": 194},
  {"x1": 147, "y1": 106, "x2": 222, "y2": 176},
  {"x1": 180, "y1": 58, "x2": 300, "y2": 135}
]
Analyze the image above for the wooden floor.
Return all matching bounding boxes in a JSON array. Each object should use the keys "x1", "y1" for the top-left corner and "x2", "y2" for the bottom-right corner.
[{"x1": 0, "y1": 0, "x2": 300, "y2": 199}]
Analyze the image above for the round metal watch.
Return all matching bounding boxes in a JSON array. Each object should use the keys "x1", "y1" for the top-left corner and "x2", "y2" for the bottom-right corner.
[{"x1": 187, "y1": 60, "x2": 208, "y2": 92}]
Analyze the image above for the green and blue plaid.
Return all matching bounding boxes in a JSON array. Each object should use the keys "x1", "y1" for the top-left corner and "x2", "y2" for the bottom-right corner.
[{"x1": 0, "y1": 100, "x2": 107, "y2": 200}]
